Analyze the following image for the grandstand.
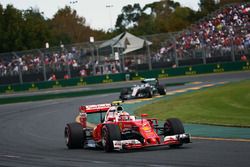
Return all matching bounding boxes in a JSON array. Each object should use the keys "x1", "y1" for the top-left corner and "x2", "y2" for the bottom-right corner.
[
  {"x1": 157, "y1": 2, "x2": 250, "y2": 66},
  {"x1": 0, "y1": 2, "x2": 249, "y2": 85}
]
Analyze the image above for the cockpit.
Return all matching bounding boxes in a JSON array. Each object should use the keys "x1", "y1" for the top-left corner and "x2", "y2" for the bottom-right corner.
[{"x1": 104, "y1": 106, "x2": 135, "y2": 122}]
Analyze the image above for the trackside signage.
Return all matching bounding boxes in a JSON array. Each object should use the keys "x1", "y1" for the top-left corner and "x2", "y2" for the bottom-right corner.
[{"x1": 0, "y1": 61, "x2": 247, "y2": 94}]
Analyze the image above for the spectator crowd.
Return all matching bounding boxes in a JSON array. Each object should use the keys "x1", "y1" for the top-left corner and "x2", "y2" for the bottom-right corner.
[
  {"x1": 0, "y1": 46, "x2": 123, "y2": 78},
  {"x1": 0, "y1": 50, "x2": 82, "y2": 77},
  {"x1": 1, "y1": 3, "x2": 250, "y2": 78},
  {"x1": 155, "y1": 3, "x2": 250, "y2": 62}
]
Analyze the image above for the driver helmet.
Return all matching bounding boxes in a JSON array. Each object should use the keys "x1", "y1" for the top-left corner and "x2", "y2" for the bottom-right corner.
[
  {"x1": 119, "y1": 111, "x2": 130, "y2": 121},
  {"x1": 117, "y1": 106, "x2": 123, "y2": 112}
]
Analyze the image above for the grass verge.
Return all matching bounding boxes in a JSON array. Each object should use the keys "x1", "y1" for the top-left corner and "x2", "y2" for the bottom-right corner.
[
  {"x1": 136, "y1": 80, "x2": 250, "y2": 127},
  {"x1": 0, "y1": 88, "x2": 121, "y2": 105}
]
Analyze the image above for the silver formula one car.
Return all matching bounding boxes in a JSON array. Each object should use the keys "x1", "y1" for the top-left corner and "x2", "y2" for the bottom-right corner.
[{"x1": 120, "y1": 78, "x2": 166, "y2": 100}]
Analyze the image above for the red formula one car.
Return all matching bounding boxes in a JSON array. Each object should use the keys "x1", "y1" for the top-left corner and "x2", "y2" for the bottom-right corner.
[{"x1": 64, "y1": 102, "x2": 191, "y2": 152}]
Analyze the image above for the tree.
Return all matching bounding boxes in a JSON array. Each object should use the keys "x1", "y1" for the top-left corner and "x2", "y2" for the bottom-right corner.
[
  {"x1": 0, "y1": 4, "x2": 4, "y2": 52},
  {"x1": 22, "y1": 8, "x2": 50, "y2": 49},
  {"x1": 147, "y1": 0, "x2": 180, "y2": 18},
  {"x1": 198, "y1": 0, "x2": 219, "y2": 16},
  {"x1": 2, "y1": 4, "x2": 24, "y2": 52},
  {"x1": 165, "y1": 7, "x2": 195, "y2": 32},
  {"x1": 50, "y1": 6, "x2": 79, "y2": 45},
  {"x1": 115, "y1": 3, "x2": 142, "y2": 30},
  {"x1": 132, "y1": 13, "x2": 158, "y2": 35},
  {"x1": 50, "y1": 6, "x2": 97, "y2": 45},
  {"x1": 0, "y1": 3, "x2": 107, "y2": 53},
  {"x1": 142, "y1": 0, "x2": 181, "y2": 33},
  {"x1": 115, "y1": 0, "x2": 182, "y2": 34}
]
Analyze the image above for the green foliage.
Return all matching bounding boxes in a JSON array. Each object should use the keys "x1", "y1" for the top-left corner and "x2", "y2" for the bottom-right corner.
[
  {"x1": 22, "y1": 8, "x2": 50, "y2": 49},
  {"x1": 2, "y1": 5, "x2": 24, "y2": 52},
  {"x1": 0, "y1": 4, "x2": 107, "y2": 52},
  {"x1": 132, "y1": 14, "x2": 158, "y2": 35},
  {"x1": 198, "y1": 0, "x2": 219, "y2": 17},
  {"x1": 0, "y1": 0, "x2": 247, "y2": 53},
  {"x1": 0, "y1": 4, "x2": 4, "y2": 52},
  {"x1": 164, "y1": 7, "x2": 195, "y2": 32},
  {"x1": 115, "y1": 0, "x2": 195, "y2": 34},
  {"x1": 115, "y1": 3, "x2": 142, "y2": 30}
]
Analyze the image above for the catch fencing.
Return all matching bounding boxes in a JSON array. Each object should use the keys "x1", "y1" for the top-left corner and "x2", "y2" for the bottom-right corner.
[{"x1": 0, "y1": 32, "x2": 249, "y2": 85}]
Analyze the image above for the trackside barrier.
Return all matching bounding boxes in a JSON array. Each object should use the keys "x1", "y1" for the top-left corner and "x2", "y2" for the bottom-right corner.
[{"x1": 0, "y1": 61, "x2": 249, "y2": 94}]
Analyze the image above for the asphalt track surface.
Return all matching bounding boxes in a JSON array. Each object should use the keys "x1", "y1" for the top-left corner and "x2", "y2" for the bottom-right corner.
[
  {"x1": 0, "y1": 71, "x2": 250, "y2": 167},
  {"x1": 1, "y1": 71, "x2": 250, "y2": 99}
]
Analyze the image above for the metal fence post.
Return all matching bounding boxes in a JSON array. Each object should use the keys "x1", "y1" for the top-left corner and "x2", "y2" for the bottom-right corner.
[
  {"x1": 96, "y1": 45, "x2": 100, "y2": 63},
  {"x1": 65, "y1": 49, "x2": 71, "y2": 78},
  {"x1": 144, "y1": 38, "x2": 152, "y2": 71},
  {"x1": 202, "y1": 45, "x2": 206, "y2": 64},
  {"x1": 117, "y1": 42, "x2": 125, "y2": 73},
  {"x1": 172, "y1": 37, "x2": 179, "y2": 67},
  {"x1": 12, "y1": 52, "x2": 23, "y2": 84},
  {"x1": 231, "y1": 38, "x2": 235, "y2": 62},
  {"x1": 38, "y1": 49, "x2": 47, "y2": 81},
  {"x1": 91, "y1": 44, "x2": 96, "y2": 75},
  {"x1": 121, "y1": 52, "x2": 125, "y2": 73}
]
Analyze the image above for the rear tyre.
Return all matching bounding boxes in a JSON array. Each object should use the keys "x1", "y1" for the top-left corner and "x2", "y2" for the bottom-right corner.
[
  {"x1": 64, "y1": 123, "x2": 85, "y2": 149},
  {"x1": 164, "y1": 118, "x2": 185, "y2": 148},
  {"x1": 102, "y1": 124, "x2": 121, "y2": 152},
  {"x1": 157, "y1": 85, "x2": 166, "y2": 95}
]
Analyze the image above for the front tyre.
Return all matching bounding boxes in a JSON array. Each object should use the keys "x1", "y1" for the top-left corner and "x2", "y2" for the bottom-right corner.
[
  {"x1": 64, "y1": 122, "x2": 85, "y2": 149},
  {"x1": 102, "y1": 124, "x2": 121, "y2": 152},
  {"x1": 120, "y1": 88, "x2": 130, "y2": 100},
  {"x1": 145, "y1": 87, "x2": 153, "y2": 98},
  {"x1": 164, "y1": 118, "x2": 185, "y2": 148}
]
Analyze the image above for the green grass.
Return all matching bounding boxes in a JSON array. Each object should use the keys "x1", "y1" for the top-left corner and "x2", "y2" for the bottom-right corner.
[
  {"x1": 0, "y1": 88, "x2": 121, "y2": 105},
  {"x1": 136, "y1": 80, "x2": 250, "y2": 127}
]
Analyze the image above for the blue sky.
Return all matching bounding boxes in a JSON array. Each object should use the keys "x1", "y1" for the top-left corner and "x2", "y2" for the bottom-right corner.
[{"x1": 1, "y1": 0, "x2": 200, "y2": 31}]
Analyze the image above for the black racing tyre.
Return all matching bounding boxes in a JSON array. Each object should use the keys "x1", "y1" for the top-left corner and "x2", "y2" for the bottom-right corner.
[
  {"x1": 102, "y1": 124, "x2": 121, "y2": 152},
  {"x1": 120, "y1": 88, "x2": 130, "y2": 100},
  {"x1": 164, "y1": 118, "x2": 185, "y2": 135},
  {"x1": 164, "y1": 118, "x2": 185, "y2": 148},
  {"x1": 120, "y1": 88, "x2": 130, "y2": 95},
  {"x1": 120, "y1": 95, "x2": 126, "y2": 100},
  {"x1": 157, "y1": 85, "x2": 166, "y2": 95},
  {"x1": 145, "y1": 87, "x2": 153, "y2": 98},
  {"x1": 64, "y1": 122, "x2": 85, "y2": 149}
]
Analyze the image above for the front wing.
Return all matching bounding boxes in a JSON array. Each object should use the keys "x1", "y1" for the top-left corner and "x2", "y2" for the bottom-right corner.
[{"x1": 113, "y1": 133, "x2": 191, "y2": 150}]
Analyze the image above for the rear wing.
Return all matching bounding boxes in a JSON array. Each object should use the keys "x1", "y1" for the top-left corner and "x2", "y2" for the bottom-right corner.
[
  {"x1": 79, "y1": 101, "x2": 123, "y2": 114},
  {"x1": 78, "y1": 101, "x2": 123, "y2": 125},
  {"x1": 79, "y1": 103, "x2": 111, "y2": 114}
]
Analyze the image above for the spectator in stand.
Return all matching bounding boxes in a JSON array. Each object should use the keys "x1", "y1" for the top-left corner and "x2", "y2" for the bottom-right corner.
[
  {"x1": 79, "y1": 68, "x2": 87, "y2": 77},
  {"x1": 0, "y1": 61, "x2": 7, "y2": 76},
  {"x1": 64, "y1": 74, "x2": 70, "y2": 80},
  {"x1": 241, "y1": 54, "x2": 247, "y2": 61},
  {"x1": 48, "y1": 73, "x2": 56, "y2": 81},
  {"x1": 72, "y1": 59, "x2": 78, "y2": 69}
]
